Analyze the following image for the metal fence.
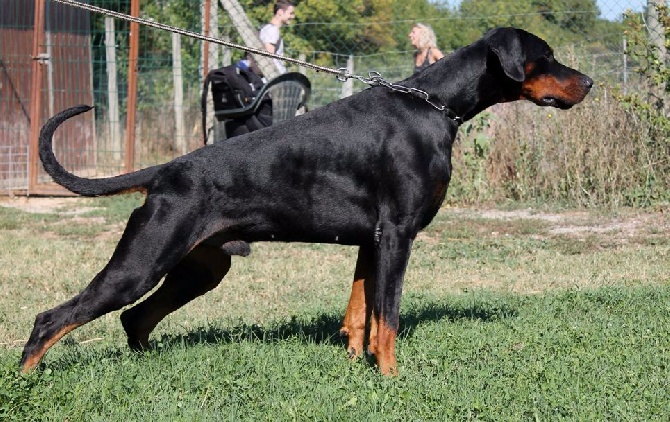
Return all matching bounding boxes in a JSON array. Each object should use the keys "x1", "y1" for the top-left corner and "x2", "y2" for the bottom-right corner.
[{"x1": 0, "y1": 0, "x2": 666, "y2": 194}]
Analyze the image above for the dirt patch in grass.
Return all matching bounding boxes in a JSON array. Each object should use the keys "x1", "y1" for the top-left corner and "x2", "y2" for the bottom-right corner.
[
  {"x1": 0, "y1": 197, "x2": 99, "y2": 215},
  {"x1": 0, "y1": 197, "x2": 127, "y2": 241},
  {"x1": 445, "y1": 206, "x2": 670, "y2": 242}
]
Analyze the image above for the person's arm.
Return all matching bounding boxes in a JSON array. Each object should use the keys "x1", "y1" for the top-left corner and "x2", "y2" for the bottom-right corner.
[
  {"x1": 431, "y1": 48, "x2": 444, "y2": 62},
  {"x1": 264, "y1": 42, "x2": 276, "y2": 54}
]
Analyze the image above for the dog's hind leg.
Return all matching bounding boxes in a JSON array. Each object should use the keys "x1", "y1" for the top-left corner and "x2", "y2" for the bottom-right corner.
[
  {"x1": 120, "y1": 245, "x2": 232, "y2": 350},
  {"x1": 20, "y1": 198, "x2": 201, "y2": 372},
  {"x1": 340, "y1": 246, "x2": 375, "y2": 359}
]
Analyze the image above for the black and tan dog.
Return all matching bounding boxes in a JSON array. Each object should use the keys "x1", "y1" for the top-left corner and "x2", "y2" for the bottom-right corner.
[{"x1": 21, "y1": 27, "x2": 592, "y2": 375}]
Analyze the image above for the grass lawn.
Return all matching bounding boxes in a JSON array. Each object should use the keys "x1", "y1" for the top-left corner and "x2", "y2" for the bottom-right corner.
[{"x1": 0, "y1": 196, "x2": 668, "y2": 420}]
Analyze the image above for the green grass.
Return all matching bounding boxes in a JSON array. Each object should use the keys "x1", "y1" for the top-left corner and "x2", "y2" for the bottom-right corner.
[
  {"x1": 0, "y1": 197, "x2": 668, "y2": 420},
  {"x1": 1, "y1": 288, "x2": 668, "y2": 420}
]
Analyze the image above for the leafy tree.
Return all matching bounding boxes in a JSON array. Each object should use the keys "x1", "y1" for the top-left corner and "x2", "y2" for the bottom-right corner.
[
  {"x1": 389, "y1": 0, "x2": 457, "y2": 52},
  {"x1": 241, "y1": 0, "x2": 453, "y2": 55},
  {"x1": 451, "y1": 0, "x2": 601, "y2": 47},
  {"x1": 532, "y1": 0, "x2": 599, "y2": 33}
]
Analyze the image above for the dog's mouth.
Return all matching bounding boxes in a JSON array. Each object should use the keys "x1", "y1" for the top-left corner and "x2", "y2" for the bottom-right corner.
[
  {"x1": 538, "y1": 96, "x2": 574, "y2": 109},
  {"x1": 522, "y1": 74, "x2": 593, "y2": 110}
]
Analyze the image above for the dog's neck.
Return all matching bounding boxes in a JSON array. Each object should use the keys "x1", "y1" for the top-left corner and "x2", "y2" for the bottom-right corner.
[{"x1": 405, "y1": 40, "x2": 520, "y2": 123}]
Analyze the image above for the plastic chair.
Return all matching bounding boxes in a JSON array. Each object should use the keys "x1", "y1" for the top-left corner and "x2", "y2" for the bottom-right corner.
[{"x1": 206, "y1": 72, "x2": 311, "y2": 143}]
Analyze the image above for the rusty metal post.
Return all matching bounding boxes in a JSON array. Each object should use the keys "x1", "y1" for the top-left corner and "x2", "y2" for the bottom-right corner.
[
  {"x1": 203, "y1": 0, "x2": 211, "y2": 80},
  {"x1": 124, "y1": 0, "x2": 140, "y2": 173},
  {"x1": 28, "y1": 0, "x2": 46, "y2": 193}
]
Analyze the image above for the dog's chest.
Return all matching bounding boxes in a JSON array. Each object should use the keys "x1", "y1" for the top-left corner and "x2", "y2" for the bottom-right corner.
[{"x1": 417, "y1": 143, "x2": 453, "y2": 229}]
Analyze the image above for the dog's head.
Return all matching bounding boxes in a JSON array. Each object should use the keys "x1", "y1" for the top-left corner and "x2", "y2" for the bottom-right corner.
[{"x1": 485, "y1": 27, "x2": 593, "y2": 109}]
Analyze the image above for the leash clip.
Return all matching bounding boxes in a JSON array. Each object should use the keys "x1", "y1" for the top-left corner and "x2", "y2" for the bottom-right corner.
[{"x1": 336, "y1": 68, "x2": 350, "y2": 82}]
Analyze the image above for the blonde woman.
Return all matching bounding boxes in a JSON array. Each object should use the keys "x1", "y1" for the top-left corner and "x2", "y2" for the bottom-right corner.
[{"x1": 408, "y1": 23, "x2": 444, "y2": 73}]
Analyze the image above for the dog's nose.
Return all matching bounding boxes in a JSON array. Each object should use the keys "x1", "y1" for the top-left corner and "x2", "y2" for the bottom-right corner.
[{"x1": 582, "y1": 76, "x2": 594, "y2": 89}]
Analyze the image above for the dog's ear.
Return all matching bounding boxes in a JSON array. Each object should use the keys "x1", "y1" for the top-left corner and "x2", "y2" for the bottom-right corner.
[{"x1": 487, "y1": 27, "x2": 525, "y2": 82}]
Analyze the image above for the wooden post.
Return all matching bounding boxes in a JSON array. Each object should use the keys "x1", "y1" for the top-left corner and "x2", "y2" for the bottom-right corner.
[
  {"x1": 341, "y1": 55, "x2": 354, "y2": 98},
  {"x1": 209, "y1": 0, "x2": 219, "y2": 69},
  {"x1": 222, "y1": 36, "x2": 232, "y2": 67},
  {"x1": 172, "y1": 33, "x2": 186, "y2": 155},
  {"x1": 28, "y1": 0, "x2": 46, "y2": 193},
  {"x1": 105, "y1": 17, "x2": 122, "y2": 162},
  {"x1": 298, "y1": 53, "x2": 307, "y2": 75},
  {"x1": 124, "y1": 0, "x2": 140, "y2": 173},
  {"x1": 622, "y1": 36, "x2": 627, "y2": 94},
  {"x1": 201, "y1": 0, "x2": 218, "y2": 144},
  {"x1": 44, "y1": 4, "x2": 54, "y2": 118}
]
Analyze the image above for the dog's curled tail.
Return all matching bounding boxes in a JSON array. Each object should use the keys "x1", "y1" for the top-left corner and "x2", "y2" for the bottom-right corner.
[{"x1": 39, "y1": 105, "x2": 160, "y2": 196}]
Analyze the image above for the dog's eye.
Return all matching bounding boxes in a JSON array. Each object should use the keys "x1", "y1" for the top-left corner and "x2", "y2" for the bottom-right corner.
[{"x1": 544, "y1": 52, "x2": 554, "y2": 61}]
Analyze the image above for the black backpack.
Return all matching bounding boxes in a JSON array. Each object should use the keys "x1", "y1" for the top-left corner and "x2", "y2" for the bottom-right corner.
[{"x1": 201, "y1": 64, "x2": 272, "y2": 142}]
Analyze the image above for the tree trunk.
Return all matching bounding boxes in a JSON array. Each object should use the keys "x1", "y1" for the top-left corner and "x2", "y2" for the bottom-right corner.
[
  {"x1": 219, "y1": 0, "x2": 280, "y2": 79},
  {"x1": 646, "y1": 0, "x2": 667, "y2": 111}
]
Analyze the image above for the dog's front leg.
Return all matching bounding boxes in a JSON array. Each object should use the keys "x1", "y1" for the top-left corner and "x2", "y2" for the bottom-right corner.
[
  {"x1": 369, "y1": 222, "x2": 414, "y2": 376},
  {"x1": 340, "y1": 246, "x2": 375, "y2": 359}
]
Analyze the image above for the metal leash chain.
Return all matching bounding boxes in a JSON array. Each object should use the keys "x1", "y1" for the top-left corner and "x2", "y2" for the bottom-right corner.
[
  {"x1": 341, "y1": 70, "x2": 460, "y2": 119},
  {"x1": 51, "y1": 0, "x2": 460, "y2": 121}
]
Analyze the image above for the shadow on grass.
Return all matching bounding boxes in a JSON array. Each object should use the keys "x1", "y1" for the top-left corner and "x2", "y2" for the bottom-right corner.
[
  {"x1": 42, "y1": 296, "x2": 518, "y2": 372},
  {"x1": 154, "y1": 295, "x2": 518, "y2": 350}
]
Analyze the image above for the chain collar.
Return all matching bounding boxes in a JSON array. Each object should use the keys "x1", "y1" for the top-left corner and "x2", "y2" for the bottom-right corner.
[{"x1": 338, "y1": 70, "x2": 463, "y2": 125}]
